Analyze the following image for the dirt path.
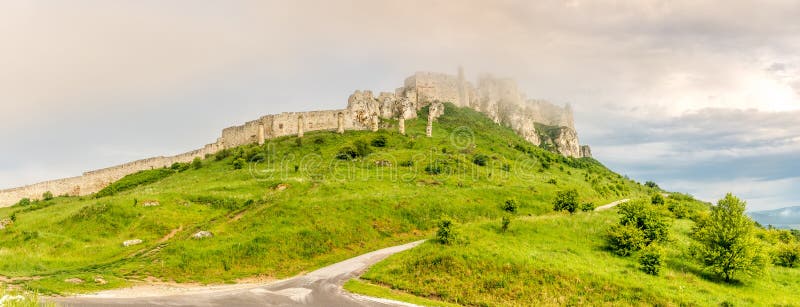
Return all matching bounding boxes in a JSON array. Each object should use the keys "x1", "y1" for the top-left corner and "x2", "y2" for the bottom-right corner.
[
  {"x1": 594, "y1": 199, "x2": 630, "y2": 211},
  {"x1": 52, "y1": 240, "x2": 425, "y2": 307}
]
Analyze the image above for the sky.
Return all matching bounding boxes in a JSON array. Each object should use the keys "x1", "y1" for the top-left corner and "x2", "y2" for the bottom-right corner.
[{"x1": 1, "y1": 0, "x2": 798, "y2": 211}]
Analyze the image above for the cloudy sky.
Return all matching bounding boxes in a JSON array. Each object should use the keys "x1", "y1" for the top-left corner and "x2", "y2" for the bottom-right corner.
[{"x1": 1, "y1": 0, "x2": 798, "y2": 211}]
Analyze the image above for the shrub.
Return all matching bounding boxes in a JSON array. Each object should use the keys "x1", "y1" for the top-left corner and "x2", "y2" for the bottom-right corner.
[
  {"x1": 313, "y1": 137, "x2": 325, "y2": 145},
  {"x1": 645, "y1": 181, "x2": 660, "y2": 189},
  {"x1": 472, "y1": 154, "x2": 488, "y2": 166},
  {"x1": 249, "y1": 153, "x2": 266, "y2": 163},
  {"x1": 42, "y1": 191, "x2": 54, "y2": 201},
  {"x1": 214, "y1": 148, "x2": 231, "y2": 161},
  {"x1": 170, "y1": 162, "x2": 190, "y2": 172},
  {"x1": 501, "y1": 163, "x2": 511, "y2": 172},
  {"x1": 232, "y1": 158, "x2": 246, "y2": 170},
  {"x1": 607, "y1": 223, "x2": 647, "y2": 256},
  {"x1": 580, "y1": 202, "x2": 596, "y2": 212},
  {"x1": 96, "y1": 169, "x2": 175, "y2": 198},
  {"x1": 191, "y1": 157, "x2": 202, "y2": 169},
  {"x1": 436, "y1": 218, "x2": 455, "y2": 245},
  {"x1": 502, "y1": 199, "x2": 518, "y2": 213},
  {"x1": 774, "y1": 242, "x2": 800, "y2": 268},
  {"x1": 17, "y1": 198, "x2": 31, "y2": 207},
  {"x1": 668, "y1": 202, "x2": 690, "y2": 219},
  {"x1": 424, "y1": 164, "x2": 442, "y2": 175},
  {"x1": 354, "y1": 139, "x2": 372, "y2": 157},
  {"x1": 501, "y1": 216, "x2": 511, "y2": 233},
  {"x1": 553, "y1": 189, "x2": 579, "y2": 213},
  {"x1": 651, "y1": 193, "x2": 665, "y2": 206},
  {"x1": 639, "y1": 245, "x2": 663, "y2": 275},
  {"x1": 547, "y1": 178, "x2": 558, "y2": 185},
  {"x1": 295, "y1": 137, "x2": 303, "y2": 147},
  {"x1": 371, "y1": 135, "x2": 387, "y2": 147},
  {"x1": 336, "y1": 145, "x2": 358, "y2": 160},
  {"x1": 618, "y1": 201, "x2": 670, "y2": 244},
  {"x1": 399, "y1": 160, "x2": 414, "y2": 167}
]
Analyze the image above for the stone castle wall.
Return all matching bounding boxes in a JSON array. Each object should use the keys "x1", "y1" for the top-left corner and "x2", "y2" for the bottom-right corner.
[{"x1": 0, "y1": 68, "x2": 590, "y2": 207}]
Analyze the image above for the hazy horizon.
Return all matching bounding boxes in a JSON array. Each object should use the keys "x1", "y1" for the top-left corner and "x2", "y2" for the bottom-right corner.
[{"x1": 1, "y1": 0, "x2": 798, "y2": 211}]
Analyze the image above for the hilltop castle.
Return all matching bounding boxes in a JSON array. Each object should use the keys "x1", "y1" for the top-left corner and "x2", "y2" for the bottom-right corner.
[{"x1": 0, "y1": 68, "x2": 591, "y2": 207}]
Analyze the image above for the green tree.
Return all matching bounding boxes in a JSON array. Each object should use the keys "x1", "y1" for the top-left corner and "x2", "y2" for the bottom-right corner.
[
  {"x1": 651, "y1": 193, "x2": 665, "y2": 206},
  {"x1": 639, "y1": 245, "x2": 663, "y2": 275},
  {"x1": 607, "y1": 223, "x2": 647, "y2": 256},
  {"x1": 692, "y1": 193, "x2": 766, "y2": 282},
  {"x1": 191, "y1": 157, "x2": 202, "y2": 169},
  {"x1": 553, "y1": 189, "x2": 579, "y2": 213},
  {"x1": 618, "y1": 201, "x2": 670, "y2": 244},
  {"x1": 436, "y1": 218, "x2": 455, "y2": 245},
  {"x1": 502, "y1": 199, "x2": 518, "y2": 213},
  {"x1": 42, "y1": 191, "x2": 54, "y2": 201},
  {"x1": 501, "y1": 215, "x2": 511, "y2": 233},
  {"x1": 232, "y1": 158, "x2": 246, "y2": 170},
  {"x1": 16, "y1": 198, "x2": 31, "y2": 207}
]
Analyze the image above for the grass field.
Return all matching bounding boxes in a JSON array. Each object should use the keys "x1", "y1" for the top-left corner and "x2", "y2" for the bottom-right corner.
[
  {"x1": 353, "y1": 201, "x2": 800, "y2": 306},
  {"x1": 0, "y1": 104, "x2": 649, "y2": 294}
]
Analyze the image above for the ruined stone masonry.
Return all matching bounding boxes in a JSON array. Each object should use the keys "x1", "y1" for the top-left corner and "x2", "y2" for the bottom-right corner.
[{"x1": 0, "y1": 68, "x2": 591, "y2": 207}]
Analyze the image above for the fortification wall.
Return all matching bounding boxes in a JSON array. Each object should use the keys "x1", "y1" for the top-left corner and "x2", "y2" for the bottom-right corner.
[{"x1": 404, "y1": 72, "x2": 466, "y2": 107}]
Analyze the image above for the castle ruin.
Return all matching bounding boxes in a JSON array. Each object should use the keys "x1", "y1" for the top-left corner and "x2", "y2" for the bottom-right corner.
[{"x1": 0, "y1": 68, "x2": 591, "y2": 207}]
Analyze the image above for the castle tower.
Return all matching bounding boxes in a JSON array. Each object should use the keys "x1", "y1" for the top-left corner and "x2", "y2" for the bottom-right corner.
[
  {"x1": 426, "y1": 112, "x2": 433, "y2": 137},
  {"x1": 398, "y1": 116, "x2": 405, "y2": 135},
  {"x1": 297, "y1": 115, "x2": 304, "y2": 138},
  {"x1": 258, "y1": 124, "x2": 265, "y2": 145},
  {"x1": 371, "y1": 114, "x2": 379, "y2": 132},
  {"x1": 458, "y1": 66, "x2": 466, "y2": 107},
  {"x1": 337, "y1": 112, "x2": 345, "y2": 134}
]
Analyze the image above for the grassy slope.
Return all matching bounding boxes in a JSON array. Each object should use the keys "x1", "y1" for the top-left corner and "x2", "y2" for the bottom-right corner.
[
  {"x1": 0, "y1": 104, "x2": 646, "y2": 294},
  {"x1": 356, "y1": 204, "x2": 800, "y2": 306}
]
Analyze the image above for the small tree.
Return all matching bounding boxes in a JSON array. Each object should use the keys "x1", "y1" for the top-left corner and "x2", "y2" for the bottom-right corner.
[
  {"x1": 651, "y1": 193, "x2": 665, "y2": 206},
  {"x1": 436, "y1": 218, "x2": 455, "y2": 245},
  {"x1": 16, "y1": 198, "x2": 31, "y2": 207},
  {"x1": 607, "y1": 223, "x2": 647, "y2": 256},
  {"x1": 232, "y1": 158, "x2": 246, "y2": 170},
  {"x1": 472, "y1": 154, "x2": 488, "y2": 166},
  {"x1": 645, "y1": 181, "x2": 660, "y2": 189},
  {"x1": 502, "y1": 199, "x2": 518, "y2": 213},
  {"x1": 553, "y1": 189, "x2": 579, "y2": 213},
  {"x1": 639, "y1": 245, "x2": 663, "y2": 275},
  {"x1": 371, "y1": 135, "x2": 387, "y2": 147},
  {"x1": 774, "y1": 242, "x2": 800, "y2": 268},
  {"x1": 692, "y1": 193, "x2": 766, "y2": 282},
  {"x1": 501, "y1": 216, "x2": 511, "y2": 233},
  {"x1": 42, "y1": 191, "x2": 54, "y2": 201},
  {"x1": 191, "y1": 157, "x2": 202, "y2": 169}
]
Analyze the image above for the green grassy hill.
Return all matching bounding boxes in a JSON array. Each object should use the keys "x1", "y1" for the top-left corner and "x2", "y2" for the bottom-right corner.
[{"x1": 0, "y1": 104, "x2": 647, "y2": 294}]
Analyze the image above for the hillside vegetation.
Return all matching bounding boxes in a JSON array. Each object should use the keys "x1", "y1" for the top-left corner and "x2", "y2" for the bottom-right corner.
[{"x1": 0, "y1": 104, "x2": 647, "y2": 294}]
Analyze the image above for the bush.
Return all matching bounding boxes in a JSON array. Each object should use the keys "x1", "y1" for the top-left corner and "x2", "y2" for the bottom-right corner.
[
  {"x1": 16, "y1": 198, "x2": 31, "y2": 207},
  {"x1": 472, "y1": 154, "x2": 488, "y2": 166},
  {"x1": 170, "y1": 162, "x2": 190, "y2": 172},
  {"x1": 639, "y1": 246, "x2": 663, "y2": 275},
  {"x1": 651, "y1": 193, "x2": 665, "y2": 206},
  {"x1": 399, "y1": 160, "x2": 414, "y2": 167},
  {"x1": 249, "y1": 153, "x2": 266, "y2": 163},
  {"x1": 354, "y1": 140, "x2": 372, "y2": 157},
  {"x1": 580, "y1": 202, "x2": 596, "y2": 212},
  {"x1": 96, "y1": 169, "x2": 175, "y2": 198},
  {"x1": 501, "y1": 216, "x2": 511, "y2": 233},
  {"x1": 232, "y1": 158, "x2": 246, "y2": 170},
  {"x1": 553, "y1": 189, "x2": 579, "y2": 213},
  {"x1": 424, "y1": 164, "x2": 442, "y2": 175},
  {"x1": 645, "y1": 181, "x2": 660, "y2": 189},
  {"x1": 436, "y1": 218, "x2": 455, "y2": 245},
  {"x1": 667, "y1": 202, "x2": 690, "y2": 219},
  {"x1": 42, "y1": 191, "x2": 54, "y2": 201},
  {"x1": 191, "y1": 157, "x2": 202, "y2": 169},
  {"x1": 502, "y1": 199, "x2": 518, "y2": 213},
  {"x1": 774, "y1": 242, "x2": 800, "y2": 268},
  {"x1": 607, "y1": 224, "x2": 647, "y2": 256},
  {"x1": 371, "y1": 135, "x2": 387, "y2": 147},
  {"x1": 336, "y1": 145, "x2": 358, "y2": 160},
  {"x1": 214, "y1": 148, "x2": 231, "y2": 161},
  {"x1": 547, "y1": 178, "x2": 558, "y2": 185},
  {"x1": 501, "y1": 163, "x2": 511, "y2": 172},
  {"x1": 618, "y1": 201, "x2": 670, "y2": 244}
]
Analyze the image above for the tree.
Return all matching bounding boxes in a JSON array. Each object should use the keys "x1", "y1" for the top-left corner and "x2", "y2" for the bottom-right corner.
[
  {"x1": 191, "y1": 157, "x2": 202, "y2": 169},
  {"x1": 553, "y1": 189, "x2": 579, "y2": 213},
  {"x1": 16, "y1": 198, "x2": 31, "y2": 207},
  {"x1": 501, "y1": 216, "x2": 511, "y2": 233},
  {"x1": 651, "y1": 193, "x2": 665, "y2": 206},
  {"x1": 639, "y1": 245, "x2": 663, "y2": 275},
  {"x1": 607, "y1": 223, "x2": 647, "y2": 256},
  {"x1": 502, "y1": 199, "x2": 518, "y2": 213},
  {"x1": 618, "y1": 201, "x2": 670, "y2": 244},
  {"x1": 692, "y1": 193, "x2": 766, "y2": 282},
  {"x1": 232, "y1": 158, "x2": 246, "y2": 170},
  {"x1": 645, "y1": 181, "x2": 660, "y2": 189},
  {"x1": 42, "y1": 191, "x2": 54, "y2": 201},
  {"x1": 436, "y1": 218, "x2": 455, "y2": 245}
]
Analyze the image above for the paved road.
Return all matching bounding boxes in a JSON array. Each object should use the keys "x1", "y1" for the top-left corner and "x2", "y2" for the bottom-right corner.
[
  {"x1": 594, "y1": 199, "x2": 630, "y2": 211},
  {"x1": 55, "y1": 241, "x2": 424, "y2": 307}
]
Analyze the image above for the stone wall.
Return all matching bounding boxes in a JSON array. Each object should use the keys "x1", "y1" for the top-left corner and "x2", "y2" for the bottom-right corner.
[{"x1": 0, "y1": 68, "x2": 592, "y2": 207}]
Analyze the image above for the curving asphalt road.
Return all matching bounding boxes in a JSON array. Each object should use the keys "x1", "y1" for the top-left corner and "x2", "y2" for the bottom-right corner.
[{"x1": 55, "y1": 240, "x2": 424, "y2": 307}]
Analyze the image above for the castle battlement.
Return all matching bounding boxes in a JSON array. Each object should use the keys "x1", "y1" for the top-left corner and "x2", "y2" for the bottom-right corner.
[{"x1": 0, "y1": 68, "x2": 590, "y2": 207}]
